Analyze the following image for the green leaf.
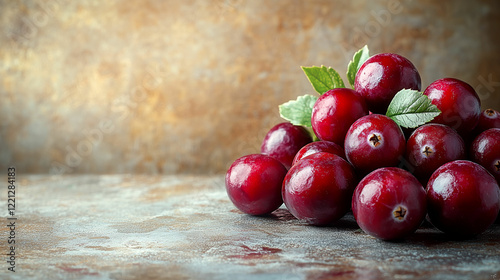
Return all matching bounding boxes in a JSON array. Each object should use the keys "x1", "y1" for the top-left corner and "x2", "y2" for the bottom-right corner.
[
  {"x1": 301, "y1": 66, "x2": 345, "y2": 94},
  {"x1": 346, "y1": 45, "x2": 370, "y2": 88},
  {"x1": 279, "y1": 94, "x2": 318, "y2": 127},
  {"x1": 386, "y1": 89, "x2": 441, "y2": 128}
]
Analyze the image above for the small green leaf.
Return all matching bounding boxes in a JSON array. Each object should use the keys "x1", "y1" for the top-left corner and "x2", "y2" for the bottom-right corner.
[
  {"x1": 386, "y1": 89, "x2": 441, "y2": 128},
  {"x1": 347, "y1": 45, "x2": 370, "y2": 88},
  {"x1": 301, "y1": 66, "x2": 345, "y2": 94},
  {"x1": 279, "y1": 94, "x2": 318, "y2": 127}
]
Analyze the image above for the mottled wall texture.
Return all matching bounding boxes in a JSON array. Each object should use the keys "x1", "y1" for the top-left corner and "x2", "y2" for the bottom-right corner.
[{"x1": 1, "y1": 0, "x2": 499, "y2": 174}]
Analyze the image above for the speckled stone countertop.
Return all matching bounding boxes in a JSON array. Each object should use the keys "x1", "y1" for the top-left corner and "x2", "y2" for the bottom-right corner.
[{"x1": 1, "y1": 175, "x2": 499, "y2": 280}]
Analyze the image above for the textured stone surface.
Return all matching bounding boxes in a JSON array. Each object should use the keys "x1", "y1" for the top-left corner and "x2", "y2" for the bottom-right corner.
[
  {"x1": 1, "y1": 175, "x2": 499, "y2": 279},
  {"x1": 1, "y1": 0, "x2": 500, "y2": 174}
]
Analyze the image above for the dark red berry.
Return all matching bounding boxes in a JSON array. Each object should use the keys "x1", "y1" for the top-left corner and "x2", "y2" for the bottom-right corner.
[
  {"x1": 472, "y1": 109, "x2": 500, "y2": 136},
  {"x1": 344, "y1": 114, "x2": 406, "y2": 174},
  {"x1": 406, "y1": 124, "x2": 466, "y2": 185},
  {"x1": 226, "y1": 154, "x2": 287, "y2": 215},
  {"x1": 261, "y1": 122, "x2": 312, "y2": 169},
  {"x1": 426, "y1": 160, "x2": 500, "y2": 237},
  {"x1": 311, "y1": 88, "x2": 368, "y2": 145},
  {"x1": 471, "y1": 128, "x2": 500, "y2": 183},
  {"x1": 354, "y1": 53, "x2": 421, "y2": 114},
  {"x1": 292, "y1": 141, "x2": 345, "y2": 166},
  {"x1": 423, "y1": 78, "x2": 481, "y2": 135},
  {"x1": 352, "y1": 167, "x2": 426, "y2": 240},
  {"x1": 282, "y1": 152, "x2": 357, "y2": 225}
]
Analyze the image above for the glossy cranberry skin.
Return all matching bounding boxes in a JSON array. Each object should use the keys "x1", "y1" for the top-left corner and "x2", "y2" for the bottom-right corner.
[
  {"x1": 472, "y1": 109, "x2": 500, "y2": 136},
  {"x1": 423, "y1": 78, "x2": 481, "y2": 135},
  {"x1": 261, "y1": 122, "x2": 312, "y2": 169},
  {"x1": 225, "y1": 154, "x2": 287, "y2": 215},
  {"x1": 344, "y1": 114, "x2": 406, "y2": 174},
  {"x1": 406, "y1": 124, "x2": 466, "y2": 185},
  {"x1": 471, "y1": 128, "x2": 500, "y2": 183},
  {"x1": 354, "y1": 53, "x2": 421, "y2": 114},
  {"x1": 292, "y1": 141, "x2": 346, "y2": 166},
  {"x1": 352, "y1": 167, "x2": 426, "y2": 240},
  {"x1": 282, "y1": 152, "x2": 357, "y2": 225},
  {"x1": 311, "y1": 88, "x2": 368, "y2": 145},
  {"x1": 426, "y1": 160, "x2": 500, "y2": 237}
]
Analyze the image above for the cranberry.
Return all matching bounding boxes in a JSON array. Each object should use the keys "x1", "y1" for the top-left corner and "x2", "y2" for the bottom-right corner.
[
  {"x1": 354, "y1": 53, "x2": 421, "y2": 114},
  {"x1": 472, "y1": 109, "x2": 500, "y2": 136},
  {"x1": 282, "y1": 152, "x2": 357, "y2": 225},
  {"x1": 352, "y1": 167, "x2": 426, "y2": 240},
  {"x1": 292, "y1": 141, "x2": 346, "y2": 166},
  {"x1": 423, "y1": 78, "x2": 481, "y2": 135},
  {"x1": 261, "y1": 122, "x2": 312, "y2": 169},
  {"x1": 426, "y1": 160, "x2": 500, "y2": 237},
  {"x1": 311, "y1": 88, "x2": 368, "y2": 145},
  {"x1": 471, "y1": 128, "x2": 500, "y2": 183},
  {"x1": 405, "y1": 124, "x2": 466, "y2": 185},
  {"x1": 344, "y1": 114, "x2": 406, "y2": 174},
  {"x1": 225, "y1": 154, "x2": 287, "y2": 215}
]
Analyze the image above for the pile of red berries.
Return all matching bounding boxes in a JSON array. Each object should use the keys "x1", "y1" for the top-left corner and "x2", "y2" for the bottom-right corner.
[{"x1": 225, "y1": 46, "x2": 500, "y2": 240}]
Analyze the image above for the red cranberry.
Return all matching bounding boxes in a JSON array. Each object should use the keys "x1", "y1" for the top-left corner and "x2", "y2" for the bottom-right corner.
[
  {"x1": 472, "y1": 109, "x2": 500, "y2": 136},
  {"x1": 344, "y1": 114, "x2": 406, "y2": 174},
  {"x1": 292, "y1": 141, "x2": 345, "y2": 166},
  {"x1": 261, "y1": 122, "x2": 312, "y2": 169},
  {"x1": 311, "y1": 88, "x2": 368, "y2": 145},
  {"x1": 352, "y1": 167, "x2": 426, "y2": 240},
  {"x1": 471, "y1": 128, "x2": 500, "y2": 183},
  {"x1": 423, "y1": 78, "x2": 481, "y2": 135},
  {"x1": 406, "y1": 124, "x2": 466, "y2": 185},
  {"x1": 282, "y1": 152, "x2": 357, "y2": 225},
  {"x1": 354, "y1": 53, "x2": 421, "y2": 114},
  {"x1": 225, "y1": 154, "x2": 287, "y2": 215},
  {"x1": 426, "y1": 160, "x2": 500, "y2": 237}
]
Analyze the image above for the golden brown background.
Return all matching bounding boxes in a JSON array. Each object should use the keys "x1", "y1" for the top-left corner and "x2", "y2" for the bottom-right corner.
[{"x1": 1, "y1": 0, "x2": 499, "y2": 175}]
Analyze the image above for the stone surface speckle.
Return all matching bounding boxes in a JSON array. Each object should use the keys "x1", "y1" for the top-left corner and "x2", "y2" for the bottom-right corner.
[{"x1": 1, "y1": 175, "x2": 499, "y2": 279}]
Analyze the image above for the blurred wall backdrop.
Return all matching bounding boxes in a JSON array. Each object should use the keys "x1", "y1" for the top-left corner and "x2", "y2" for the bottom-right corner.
[{"x1": 1, "y1": 0, "x2": 499, "y2": 175}]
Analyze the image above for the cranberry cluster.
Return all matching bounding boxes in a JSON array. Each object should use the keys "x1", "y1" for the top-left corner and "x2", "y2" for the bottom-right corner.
[{"x1": 226, "y1": 52, "x2": 500, "y2": 240}]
